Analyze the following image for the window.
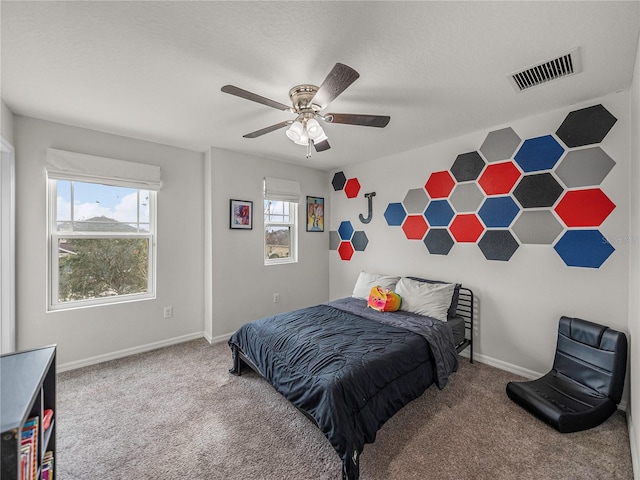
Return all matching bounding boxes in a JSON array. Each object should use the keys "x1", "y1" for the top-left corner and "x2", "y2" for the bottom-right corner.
[
  {"x1": 263, "y1": 177, "x2": 300, "y2": 265},
  {"x1": 264, "y1": 199, "x2": 297, "y2": 264},
  {"x1": 46, "y1": 148, "x2": 161, "y2": 311}
]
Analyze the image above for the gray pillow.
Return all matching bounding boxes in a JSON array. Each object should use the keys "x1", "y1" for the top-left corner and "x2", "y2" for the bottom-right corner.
[{"x1": 352, "y1": 271, "x2": 400, "y2": 300}]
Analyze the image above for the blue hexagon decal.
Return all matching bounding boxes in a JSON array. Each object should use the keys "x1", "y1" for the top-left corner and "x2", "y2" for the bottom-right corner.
[
  {"x1": 553, "y1": 230, "x2": 615, "y2": 268},
  {"x1": 478, "y1": 196, "x2": 520, "y2": 228},
  {"x1": 384, "y1": 202, "x2": 407, "y2": 226},
  {"x1": 425, "y1": 199, "x2": 455, "y2": 227},
  {"x1": 338, "y1": 221, "x2": 354, "y2": 241},
  {"x1": 514, "y1": 135, "x2": 565, "y2": 172}
]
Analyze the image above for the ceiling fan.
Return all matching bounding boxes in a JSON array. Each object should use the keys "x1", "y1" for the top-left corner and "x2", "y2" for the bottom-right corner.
[{"x1": 221, "y1": 63, "x2": 390, "y2": 157}]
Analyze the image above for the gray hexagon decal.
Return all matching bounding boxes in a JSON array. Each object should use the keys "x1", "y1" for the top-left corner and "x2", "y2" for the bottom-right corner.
[
  {"x1": 480, "y1": 127, "x2": 522, "y2": 162},
  {"x1": 478, "y1": 230, "x2": 519, "y2": 261},
  {"x1": 512, "y1": 211, "x2": 564, "y2": 244},
  {"x1": 449, "y1": 183, "x2": 485, "y2": 212},
  {"x1": 403, "y1": 188, "x2": 429, "y2": 214},
  {"x1": 513, "y1": 173, "x2": 564, "y2": 208},
  {"x1": 423, "y1": 228, "x2": 455, "y2": 255},
  {"x1": 555, "y1": 147, "x2": 615, "y2": 188},
  {"x1": 352, "y1": 231, "x2": 369, "y2": 251},
  {"x1": 451, "y1": 152, "x2": 485, "y2": 182}
]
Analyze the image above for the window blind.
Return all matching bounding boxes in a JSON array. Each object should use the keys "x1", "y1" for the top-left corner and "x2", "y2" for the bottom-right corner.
[
  {"x1": 264, "y1": 176, "x2": 301, "y2": 203},
  {"x1": 46, "y1": 148, "x2": 162, "y2": 191}
]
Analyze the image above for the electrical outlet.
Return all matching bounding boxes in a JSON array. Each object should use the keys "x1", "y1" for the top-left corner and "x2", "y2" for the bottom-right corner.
[
  {"x1": 163, "y1": 306, "x2": 173, "y2": 318},
  {"x1": 273, "y1": 293, "x2": 279, "y2": 303}
]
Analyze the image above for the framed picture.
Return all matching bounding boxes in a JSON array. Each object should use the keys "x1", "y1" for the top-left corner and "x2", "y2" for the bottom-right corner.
[
  {"x1": 230, "y1": 199, "x2": 253, "y2": 229},
  {"x1": 306, "y1": 196, "x2": 324, "y2": 232}
]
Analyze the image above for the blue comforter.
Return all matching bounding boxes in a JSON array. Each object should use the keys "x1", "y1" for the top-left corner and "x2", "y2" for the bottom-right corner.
[{"x1": 228, "y1": 297, "x2": 459, "y2": 480}]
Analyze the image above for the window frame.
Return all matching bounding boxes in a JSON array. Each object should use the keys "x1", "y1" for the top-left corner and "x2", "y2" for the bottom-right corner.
[
  {"x1": 47, "y1": 178, "x2": 157, "y2": 311},
  {"x1": 263, "y1": 198, "x2": 298, "y2": 266}
]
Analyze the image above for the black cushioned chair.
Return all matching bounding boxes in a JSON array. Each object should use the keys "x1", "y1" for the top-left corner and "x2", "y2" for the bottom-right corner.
[{"x1": 506, "y1": 316, "x2": 627, "y2": 433}]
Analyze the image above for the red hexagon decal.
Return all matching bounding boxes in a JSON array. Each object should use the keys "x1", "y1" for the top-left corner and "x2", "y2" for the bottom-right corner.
[
  {"x1": 337, "y1": 241, "x2": 354, "y2": 260},
  {"x1": 555, "y1": 188, "x2": 616, "y2": 227},
  {"x1": 449, "y1": 213, "x2": 485, "y2": 242},
  {"x1": 425, "y1": 171, "x2": 455, "y2": 199},
  {"x1": 402, "y1": 215, "x2": 429, "y2": 240},
  {"x1": 344, "y1": 178, "x2": 361, "y2": 199},
  {"x1": 478, "y1": 161, "x2": 522, "y2": 195}
]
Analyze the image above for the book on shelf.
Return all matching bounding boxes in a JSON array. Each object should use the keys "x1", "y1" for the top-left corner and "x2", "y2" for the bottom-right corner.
[
  {"x1": 20, "y1": 416, "x2": 38, "y2": 480},
  {"x1": 42, "y1": 451, "x2": 54, "y2": 480}
]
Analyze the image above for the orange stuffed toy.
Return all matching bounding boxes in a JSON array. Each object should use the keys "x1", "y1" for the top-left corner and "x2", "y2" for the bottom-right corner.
[{"x1": 367, "y1": 285, "x2": 401, "y2": 312}]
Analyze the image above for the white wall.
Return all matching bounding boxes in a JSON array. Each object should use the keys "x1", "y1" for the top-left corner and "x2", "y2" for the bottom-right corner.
[
  {"x1": 627, "y1": 31, "x2": 640, "y2": 478},
  {"x1": 1, "y1": 100, "x2": 14, "y2": 145},
  {"x1": 14, "y1": 116, "x2": 205, "y2": 367},
  {"x1": 205, "y1": 147, "x2": 330, "y2": 341},
  {"x1": 330, "y1": 92, "x2": 631, "y2": 381}
]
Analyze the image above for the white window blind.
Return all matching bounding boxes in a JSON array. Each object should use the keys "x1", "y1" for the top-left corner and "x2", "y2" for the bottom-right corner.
[
  {"x1": 46, "y1": 148, "x2": 162, "y2": 191},
  {"x1": 264, "y1": 176, "x2": 301, "y2": 203}
]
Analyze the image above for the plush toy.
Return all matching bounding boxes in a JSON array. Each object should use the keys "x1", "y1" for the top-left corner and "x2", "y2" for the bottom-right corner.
[{"x1": 367, "y1": 285, "x2": 401, "y2": 312}]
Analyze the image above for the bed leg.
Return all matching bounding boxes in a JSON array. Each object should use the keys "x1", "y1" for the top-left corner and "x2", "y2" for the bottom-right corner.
[{"x1": 229, "y1": 345, "x2": 242, "y2": 375}]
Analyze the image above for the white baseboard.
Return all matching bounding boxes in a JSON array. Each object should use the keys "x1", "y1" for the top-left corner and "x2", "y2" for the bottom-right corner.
[
  {"x1": 58, "y1": 332, "x2": 205, "y2": 372},
  {"x1": 206, "y1": 332, "x2": 235, "y2": 345},
  {"x1": 628, "y1": 410, "x2": 639, "y2": 479}
]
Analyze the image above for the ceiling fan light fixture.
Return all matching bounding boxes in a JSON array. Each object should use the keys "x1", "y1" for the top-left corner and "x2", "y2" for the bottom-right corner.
[
  {"x1": 313, "y1": 130, "x2": 328, "y2": 143},
  {"x1": 285, "y1": 120, "x2": 305, "y2": 142},
  {"x1": 306, "y1": 118, "x2": 323, "y2": 139},
  {"x1": 293, "y1": 130, "x2": 309, "y2": 146}
]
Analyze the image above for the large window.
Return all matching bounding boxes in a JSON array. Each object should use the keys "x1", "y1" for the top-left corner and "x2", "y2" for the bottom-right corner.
[
  {"x1": 264, "y1": 199, "x2": 297, "y2": 264},
  {"x1": 46, "y1": 148, "x2": 161, "y2": 311},
  {"x1": 263, "y1": 177, "x2": 300, "y2": 265}
]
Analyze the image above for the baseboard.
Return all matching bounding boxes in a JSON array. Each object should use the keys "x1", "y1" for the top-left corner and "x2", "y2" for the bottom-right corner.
[
  {"x1": 58, "y1": 332, "x2": 205, "y2": 372},
  {"x1": 206, "y1": 332, "x2": 235, "y2": 345},
  {"x1": 628, "y1": 410, "x2": 639, "y2": 479}
]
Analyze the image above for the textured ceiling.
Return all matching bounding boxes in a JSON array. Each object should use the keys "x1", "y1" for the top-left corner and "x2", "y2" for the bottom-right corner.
[{"x1": 2, "y1": 1, "x2": 639, "y2": 171}]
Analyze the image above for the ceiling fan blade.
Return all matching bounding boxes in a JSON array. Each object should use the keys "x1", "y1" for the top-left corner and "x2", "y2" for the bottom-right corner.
[
  {"x1": 243, "y1": 121, "x2": 292, "y2": 138},
  {"x1": 324, "y1": 113, "x2": 390, "y2": 128},
  {"x1": 313, "y1": 139, "x2": 331, "y2": 152},
  {"x1": 311, "y1": 63, "x2": 360, "y2": 110},
  {"x1": 221, "y1": 85, "x2": 292, "y2": 111}
]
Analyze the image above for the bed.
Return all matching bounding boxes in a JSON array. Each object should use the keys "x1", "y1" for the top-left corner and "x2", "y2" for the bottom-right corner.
[{"x1": 228, "y1": 274, "x2": 473, "y2": 480}]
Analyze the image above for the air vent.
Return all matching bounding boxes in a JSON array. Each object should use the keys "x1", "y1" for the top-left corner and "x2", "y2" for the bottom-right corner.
[{"x1": 508, "y1": 48, "x2": 582, "y2": 92}]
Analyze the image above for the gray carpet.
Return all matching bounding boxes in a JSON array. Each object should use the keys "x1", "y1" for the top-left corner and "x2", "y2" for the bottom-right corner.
[{"x1": 56, "y1": 339, "x2": 633, "y2": 479}]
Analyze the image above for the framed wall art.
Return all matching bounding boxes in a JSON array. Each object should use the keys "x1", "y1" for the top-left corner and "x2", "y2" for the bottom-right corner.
[
  {"x1": 306, "y1": 196, "x2": 324, "y2": 232},
  {"x1": 230, "y1": 199, "x2": 253, "y2": 229}
]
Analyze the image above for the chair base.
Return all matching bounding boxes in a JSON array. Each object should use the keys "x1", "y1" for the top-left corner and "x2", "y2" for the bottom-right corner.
[{"x1": 506, "y1": 372, "x2": 618, "y2": 433}]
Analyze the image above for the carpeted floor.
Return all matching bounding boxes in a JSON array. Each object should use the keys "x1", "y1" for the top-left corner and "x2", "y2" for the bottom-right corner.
[{"x1": 56, "y1": 339, "x2": 633, "y2": 479}]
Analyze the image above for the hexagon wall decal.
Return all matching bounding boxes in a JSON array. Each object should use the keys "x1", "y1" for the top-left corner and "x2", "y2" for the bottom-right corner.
[
  {"x1": 478, "y1": 161, "x2": 522, "y2": 195},
  {"x1": 332, "y1": 171, "x2": 346, "y2": 191},
  {"x1": 424, "y1": 229, "x2": 455, "y2": 255},
  {"x1": 338, "y1": 241, "x2": 354, "y2": 261},
  {"x1": 480, "y1": 127, "x2": 522, "y2": 162},
  {"x1": 384, "y1": 202, "x2": 407, "y2": 226},
  {"x1": 403, "y1": 188, "x2": 429, "y2": 214},
  {"x1": 329, "y1": 231, "x2": 340, "y2": 250},
  {"x1": 556, "y1": 104, "x2": 617, "y2": 148},
  {"x1": 425, "y1": 171, "x2": 455, "y2": 198},
  {"x1": 344, "y1": 178, "x2": 361, "y2": 198},
  {"x1": 554, "y1": 230, "x2": 615, "y2": 268},
  {"x1": 449, "y1": 183, "x2": 485, "y2": 212},
  {"x1": 425, "y1": 199, "x2": 455, "y2": 227},
  {"x1": 512, "y1": 211, "x2": 564, "y2": 244},
  {"x1": 451, "y1": 152, "x2": 486, "y2": 182},
  {"x1": 514, "y1": 135, "x2": 565, "y2": 172},
  {"x1": 352, "y1": 231, "x2": 369, "y2": 251},
  {"x1": 402, "y1": 215, "x2": 428, "y2": 240},
  {"x1": 338, "y1": 221, "x2": 354, "y2": 240},
  {"x1": 555, "y1": 147, "x2": 616, "y2": 188},
  {"x1": 449, "y1": 213, "x2": 484, "y2": 242},
  {"x1": 478, "y1": 196, "x2": 520, "y2": 228},
  {"x1": 555, "y1": 189, "x2": 615, "y2": 227},
  {"x1": 478, "y1": 230, "x2": 520, "y2": 261},
  {"x1": 513, "y1": 173, "x2": 564, "y2": 208}
]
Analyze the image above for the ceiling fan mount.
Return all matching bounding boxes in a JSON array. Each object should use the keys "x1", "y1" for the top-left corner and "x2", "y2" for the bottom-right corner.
[{"x1": 221, "y1": 63, "x2": 390, "y2": 156}]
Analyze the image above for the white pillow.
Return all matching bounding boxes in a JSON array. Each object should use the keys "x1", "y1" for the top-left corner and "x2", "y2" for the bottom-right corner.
[
  {"x1": 395, "y1": 277, "x2": 455, "y2": 322},
  {"x1": 352, "y1": 271, "x2": 400, "y2": 300}
]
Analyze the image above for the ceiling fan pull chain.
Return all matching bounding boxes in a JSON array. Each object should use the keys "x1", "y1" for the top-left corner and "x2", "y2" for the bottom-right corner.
[{"x1": 306, "y1": 140, "x2": 312, "y2": 159}]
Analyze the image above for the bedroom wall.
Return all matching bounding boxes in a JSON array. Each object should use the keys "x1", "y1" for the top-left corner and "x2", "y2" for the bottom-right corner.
[
  {"x1": 628, "y1": 32, "x2": 640, "y2": 476},
  {"x1": 13, "y1": 116, "x2": 206, "y2": 368},
  {"x1": 329, "y1": 91, "x2": 631, "y2": 383},
  {"x1": 205, "y1": 147, "x2": 330, "y2": 341}
]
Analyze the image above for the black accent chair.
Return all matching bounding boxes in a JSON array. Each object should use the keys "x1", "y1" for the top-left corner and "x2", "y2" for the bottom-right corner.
[{"x1": 506, "y1": 316, "x2": 627, "y2": 433}]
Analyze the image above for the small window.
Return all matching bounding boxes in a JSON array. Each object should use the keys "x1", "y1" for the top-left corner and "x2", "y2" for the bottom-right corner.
[
  {"x1": 48, "y1": 179, "x2": 156, "y2": 310},
  {"x1": 264, "y1": 199, "x2": 297, "y2": 265}
]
